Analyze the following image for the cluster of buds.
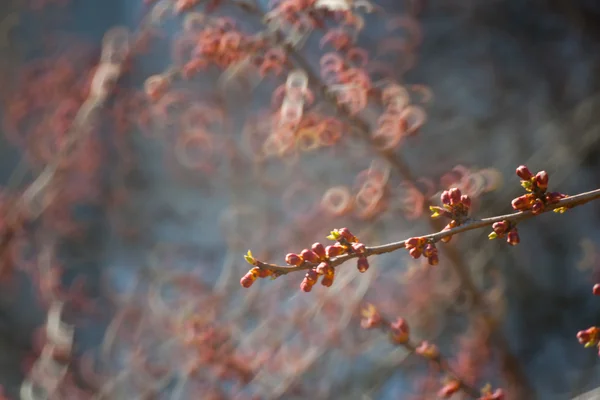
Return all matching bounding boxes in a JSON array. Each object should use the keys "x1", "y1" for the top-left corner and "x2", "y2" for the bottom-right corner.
[
  {"x1": 240, "y1": 251, "x2": 273, "y2": 288},
  {"x1": 430, "y1": 188, "x2": 471, "y2": 243},
  {"x1": 405, "y1": 237, "x2": 439, "y2": 265},
  {"x1": 511, "y1": 165, "x2": 568, "y2": 215},
  {"x1": 282, "y1": 227, "x2": 368, "y2": 292},
  {"x1": 488, "y1": 220, "x2": 520, "y2": 246}
]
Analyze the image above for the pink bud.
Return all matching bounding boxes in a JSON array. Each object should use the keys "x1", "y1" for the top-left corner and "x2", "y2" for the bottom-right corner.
[
  {"x1": 240, "y1": 274, "x2": 255, "y2": 288},
  {"x1": 535, "y1": 171, "x2": 549, "y2": 191},
  {"x1": 409, "y1": 247, "x2": 422, "y2": 259},
  {"x1": 357, "y1": 257, "x2": 369, "y2": 273},
  {"x1": 531, "y1": 199, "x2": 544, "y2": 215},
  {"x1": 492, "y1": 221, "x2": 509, "y2": 235},
  {"x1": 300, "y1": 280, "x2": 313, "y2": 292},
  {"x1": 448, "y1": 188, "x2": 462, "y2": 205},
  {"x1": 506, "y1": 229, "x2": 520, "y2": 246},
  {"x1": 440, "y1": 190, "x2": 451, "y2": 205},
  {"x1": 285, "y1": 253, "x2": 303, "y2": 266},
  {"x1": 423, "y1": 243, "x2": 436, "y2": 258},
  {"x1": 311, "y1": 242, "x2": 326, "y2": 259},
  {"x1": 305, "y1": 269, "x2": 318, "y2": 284},
  {"x1": 338, "y1": 227, "x2": 354, "y2": 241},
  {"x1": 300, "y1": 249, "x2": 320, "y2": 264},
  {"x1": 351, "y1": 242, "x2": 366, "y2": 253},
  {"x1": 326, "y1": 244, "x2": 344, "y2": 258},
  {"x1": 460, "y1": 194, "x2": 471, "y2": 208},
  {"x1": 516, "y1": 165, "x2": 533, "y2": 180}
]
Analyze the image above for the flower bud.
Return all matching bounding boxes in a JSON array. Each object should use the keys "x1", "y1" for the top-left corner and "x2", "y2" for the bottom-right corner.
[
  {"x1": 357, "y1": 256, "x2": 369, "y2": 272},
  {"x1": 516, "y1": 165, "x2": 533, "y2": 180},
  {"x1": 593, "y1": 284, "x2": 600, "y2": 296},
  {"x1": 311, "y1": 242, "x2": 326, "y2": 259},
  {"x1": 305, "y1": 269, "x2": 318, "y2": 284},
  {"x1": 326, "y1": 244, "x2": 344, "y2": 258},
  {"x1": 440, "y1": 190, "x2": 451, "y2": 205},
  {"x1": 300, "y1": 280, "x2": 313, "y2": 292},
  {"x1": 321, "y1": 269, "x2": 335, "y2": 287},
  {"x1": 511, "y1": 194, "x2": 533, "y2": 211},
  {"x1": 423, "y1": 243, "x2": 436, "y2": 258},
  {"x1": 460, "y1": 194, "x2": 471, "y2": 208},
  {"x1": 300, "y1": 249, "x2": 320, "y2": 264},
  {"x1": 427, "y1": 254, "x2": 439, "y2": 266},
  {"x1": 316, "y1": 262, "x2": 333, "y2": 275},
  {"x1": 240, "y1": 273, "x2": 256, "y2": 288},
  {"x1": 545, "y1": 191, "x2": 565, "y2": 204},
  {"x1": 438, "y1": 380, "x2": 461, "y2": 398},
  {"x1": 361, "y1": 304, "x2": 381, "y2": 329},
  {"x1": 405, "y1": 237, "x2": 423, "y2": 249},
  {"x1": 351, "y1": 242, "x2": 366, "y2": 253},
  {"x1": 389, "y1": 318, "x2": 410, "y2": 344},
  {"x1": 338, "y1": 227, "x2": 357, "y2": 242},
  {"x1": 448, "y1": 188, "x2": 462, "y2": 205},
  {"x1": 492, "y1": 221, "x2": 509, "y2": 235},
  {"x1": 531, "y1": 198, "x2": 544, "y2": 215},
  {"x1": 577, "y1": 327, "x2": 600, "y2": 346},
  {"x1": 535, "y1": 170, "x2": 549, "y2": 191},
  {"x1": 506, "y1": 229, "x2": 520, "y2": 246},
  {"x1": 285, "y1": 253, "x2": 303, "y2": 266},
  {"x1": 415, "y1": 341, "x2": 439, "y2": 359},
  {"x1": 409, "y1": 247, "x2": 422, "y2": 259}
]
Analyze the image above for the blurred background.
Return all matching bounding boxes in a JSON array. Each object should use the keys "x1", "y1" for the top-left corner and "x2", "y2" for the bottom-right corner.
[{"x1": 0, "y1": 0, "x2": 599, "y2": 399}]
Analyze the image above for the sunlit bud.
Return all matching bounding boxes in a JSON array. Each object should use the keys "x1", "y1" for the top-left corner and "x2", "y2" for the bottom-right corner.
[
  {"x1": 285, "y1": 253, "x2": 303, "y2": 266},
  {"x1": 531, "y1": 198, "x2": 544, "y2": 215},
  {"x1": 516, "y1": 165, "x2": 533, "y2": 180},
  {"x1": 300, "y1": 249, "x2": 320, "y2": 263},
  {"x1": 357, "y1": 256, "x2": 369, "y2": 272},
  {"x1": 321, "y1": 270, "x2": 335, "y2": 287},
  {"x1": 316, "y1": 262, "x2": 331, "y2": 275},
  {"x1": 351, "y1": 242, "x2": 366, "y2": 253},
  {"x1": 389, "y1": 317, "x2": 410, "y2": 344},
  {"x1": 546, "y1": 191, "x2": 566, "y2": 204},
  {"x1": 506, "y1": 229, "x2": 520, "y2": 246},
  {"x1": 300, "y1": 280, "x2": 313, "y2": 292},
  {"x1": 311, "y1": 242, "x2": 326, "y2": 259},
  {"x1": 240, "y1": 273, "x2": 255, "y2": 288},
  {"x1": 423, "y1": 243, "x2": 436, "y2": 258},
  {"x1": 428, "y1": 254, "x2": 439, "y2": 266},
  {"x1": 448, "y1": 188, "x2": 462, "y2": 205},
  {"x1": 305, "y1": 269, "x2": 318, "y2": 285},
  {"x1": 441, "y1": 234, "x2": 453, "y2": 243},
  {"x1": 360, "y1": 304, "x2": 381, "y2": 329},
  {"x1": 326, "y1": 244, "x2": 344, "y2": 258},
  {"x1": 409, "y1": 247, "x2": 422, "y2": 259},
  {"x1": 405, "y1": 237, "x2": 423, "y2": 249},
  {"x1": 441, "y1": 190, "x2": 451, "y2": 205},
  {"x1": 535, "y1": 170, "x2": 549, "y2": 191},
  {"x1": 415, "y1": 341, "x2": 439, "y2": 359},
  {"x1": 338, "y1": 227, "x2": 356, "y2": 242},
  {"x1": 438, "y1": 380, "x2": 461, "y2": 398},
  {"x1": 492, "y1": 221, "x2": 509, "y2": 235},
  {"x1": 460, "y1": 194, "x2": 471, "y2": 209},
  {"x1": 512, "y1": 194, "x2": 533, "y2": 211},
  {"x1": 577, "y1": 327, "x2": 600, "y2": 346}
]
